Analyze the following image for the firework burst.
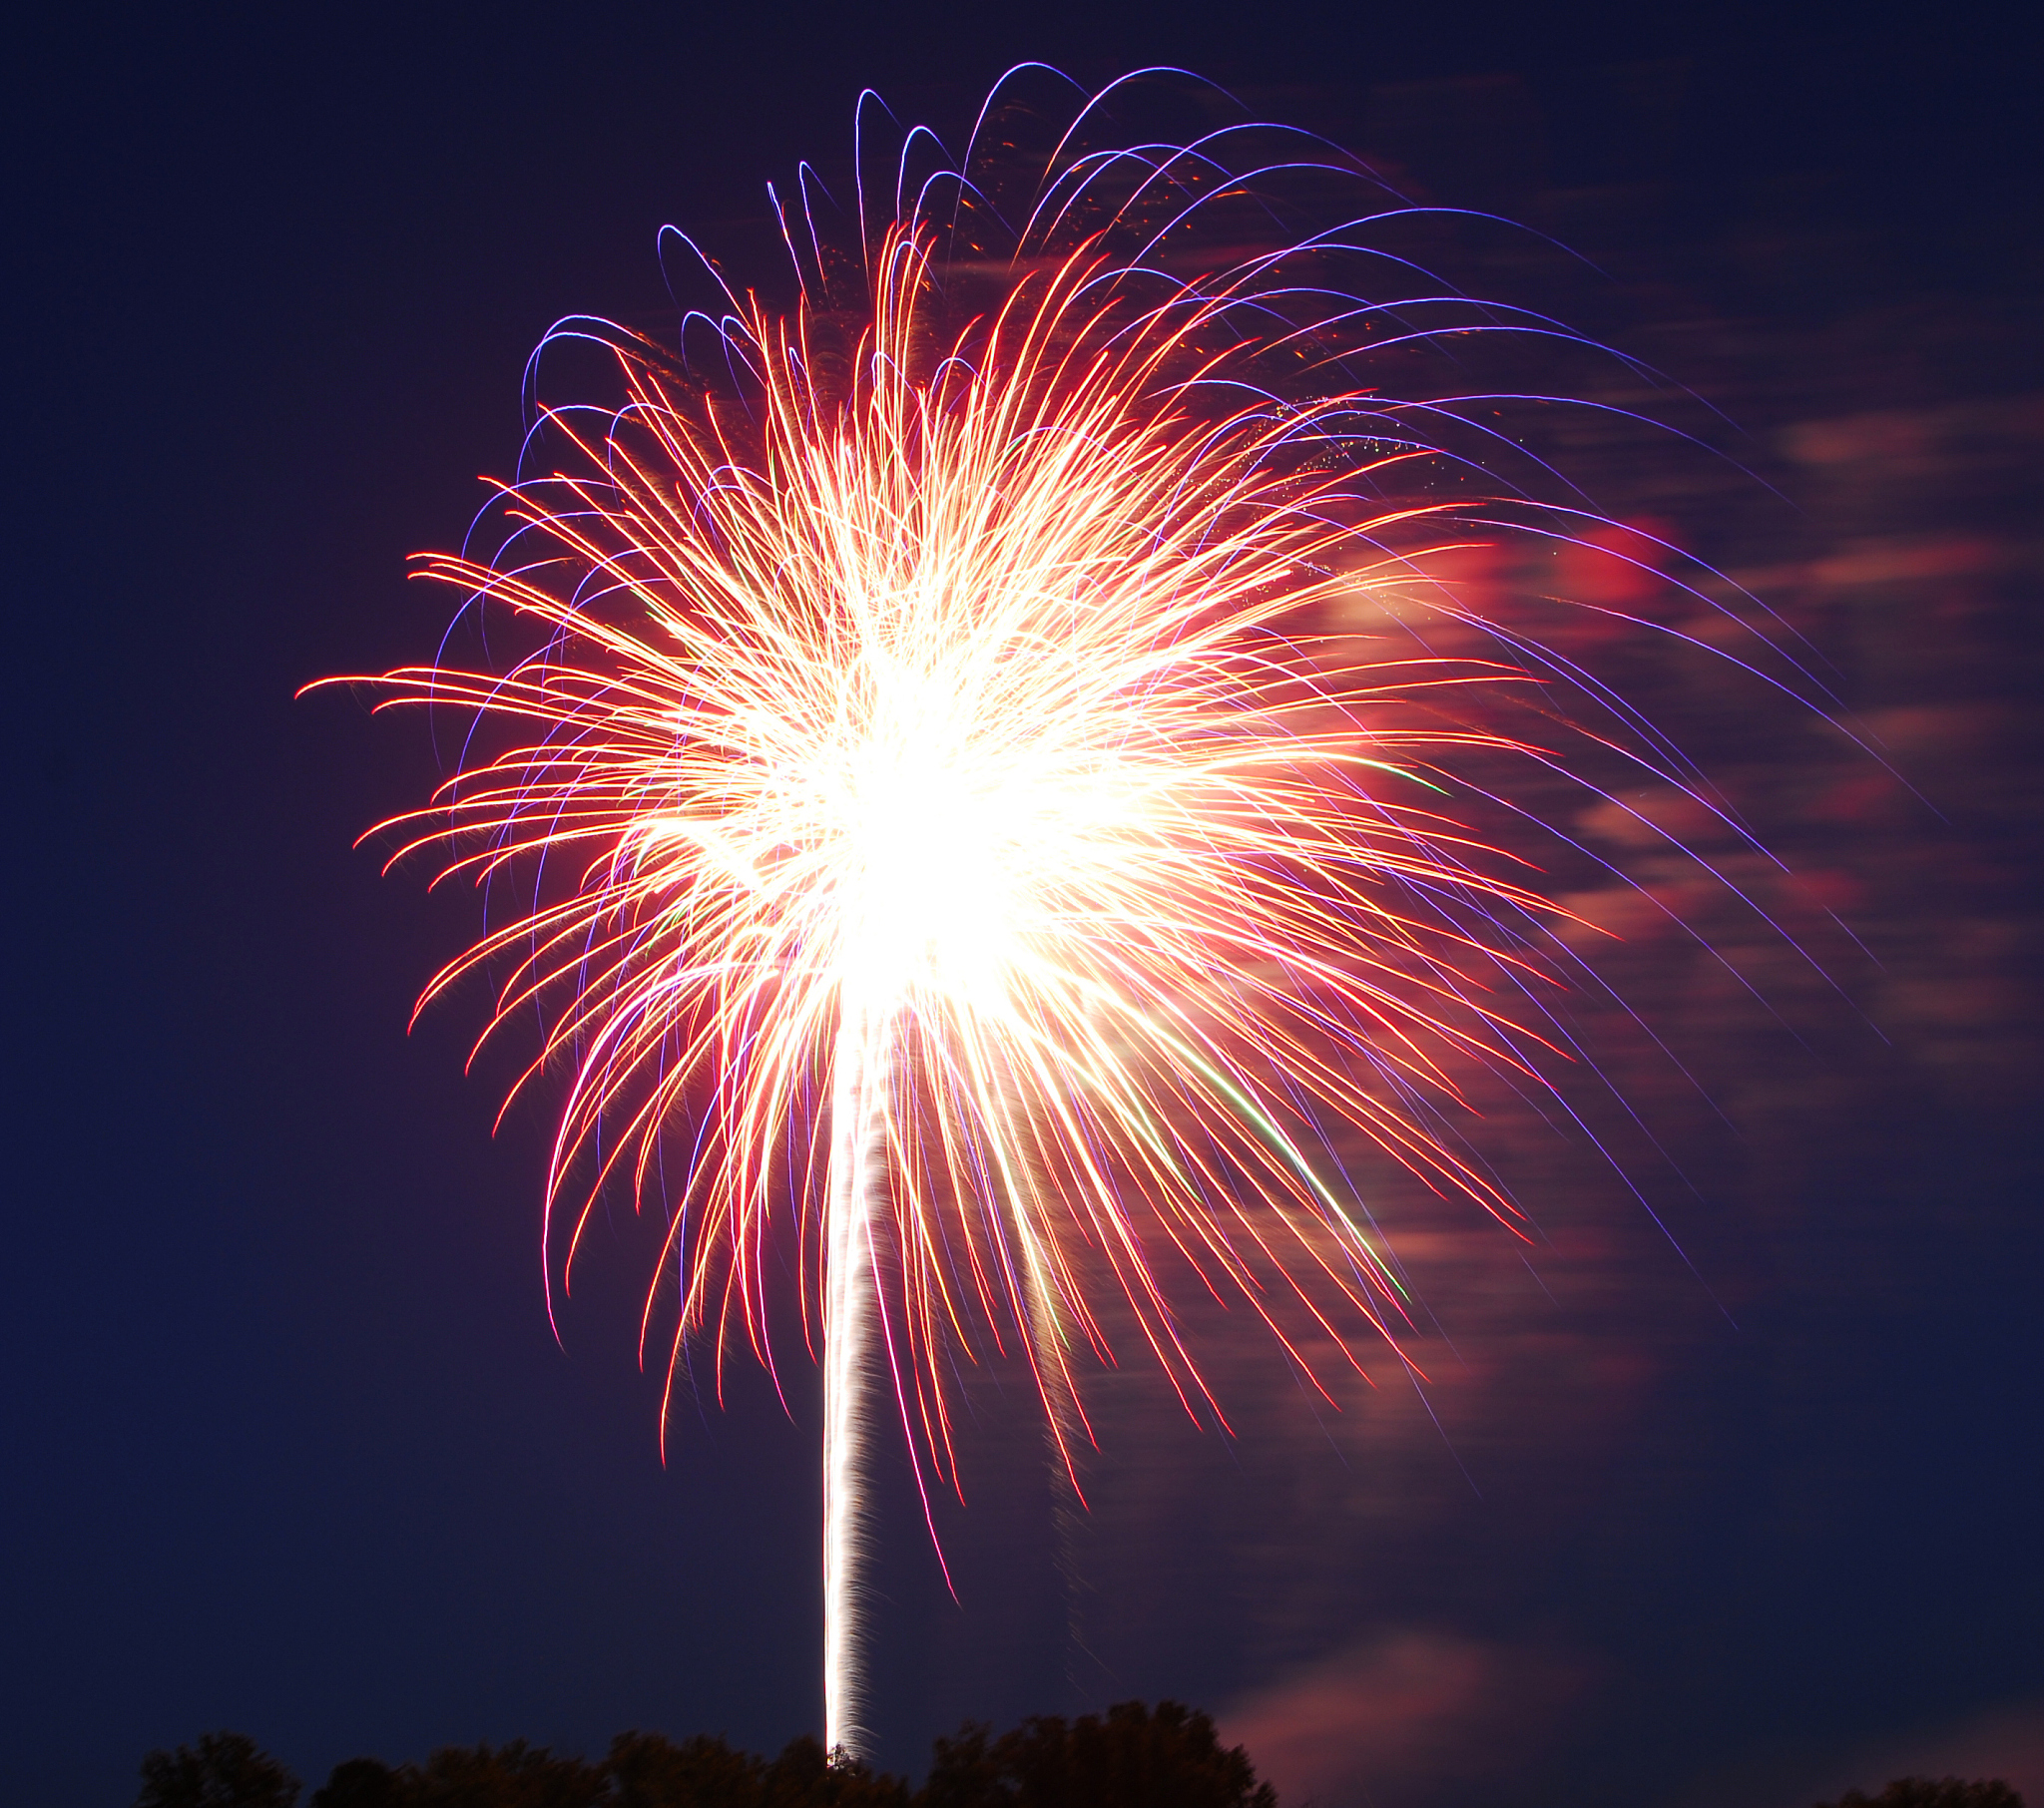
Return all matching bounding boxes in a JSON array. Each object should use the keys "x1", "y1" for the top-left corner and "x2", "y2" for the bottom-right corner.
[{"x1": 316, "y1": 69, "x2": 1794, "y2": 1756}]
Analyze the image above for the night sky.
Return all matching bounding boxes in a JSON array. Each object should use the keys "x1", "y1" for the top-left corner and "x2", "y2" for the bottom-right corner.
[{"x1": 8, "y1": 6, "x2": 2039, "y2": 1807}]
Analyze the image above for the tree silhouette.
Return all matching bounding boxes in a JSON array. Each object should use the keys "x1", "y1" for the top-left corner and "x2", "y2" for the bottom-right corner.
[
  {"x1": 759, "y1": 1735, "x2": 909, "y2": 1808},
  {"x1": 309, "y1": 1758, "x2": 403, "y2": 1808},
  {"x1": 171, "y1": 1701, "x2": 1279, "y2": 1808},
  {"x1": 605, "y1": 1731, "x2": 765, "y2": 1808},
  {"x1": 137, "y1": 1732, "x2": 300, "y2": 1808},
  {"x1": 388, "y1": 1740, "x2": 605, "y2": 1808},
  {"x1": 1818, "y1": 1782, "x2": 2025, "y2": 1808},
  {"x1": 305, "y1": 1732, "x2": 911, "y2": 1808},
  {"x1": 919, "y1": 1700, "x2": 1276, "y2": 1808}
]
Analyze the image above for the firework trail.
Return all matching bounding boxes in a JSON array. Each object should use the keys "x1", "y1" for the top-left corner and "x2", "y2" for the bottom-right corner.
[{"x1": 315, "y1": 69, "x2": 1817, "y2": 1757}]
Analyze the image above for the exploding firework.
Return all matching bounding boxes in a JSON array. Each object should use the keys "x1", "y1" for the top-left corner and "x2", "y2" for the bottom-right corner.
[{"x1": 315, "y1": 69, "x2": 1806, "y2": 1757}]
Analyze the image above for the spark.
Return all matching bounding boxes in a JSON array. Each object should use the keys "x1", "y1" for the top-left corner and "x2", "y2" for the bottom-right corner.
[{"x1": 313, "y1": 70, "x2": 1787, "y2": 1759}]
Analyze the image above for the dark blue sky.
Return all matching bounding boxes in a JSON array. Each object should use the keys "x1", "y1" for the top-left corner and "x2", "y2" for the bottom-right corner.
[{"x1": 7, "y1": 5, "x2": 2038, "y2": 1806}]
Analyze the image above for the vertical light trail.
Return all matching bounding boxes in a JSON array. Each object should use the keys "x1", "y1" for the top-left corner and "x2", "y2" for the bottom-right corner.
[{"x1": 822, "y1": 1003, "x2": 884, "y2": 1758}]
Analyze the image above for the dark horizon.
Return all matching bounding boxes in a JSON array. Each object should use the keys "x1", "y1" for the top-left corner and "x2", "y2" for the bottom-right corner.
[{"x1": 8, "y1": 6, "x2": 2038, "y2": 1806}]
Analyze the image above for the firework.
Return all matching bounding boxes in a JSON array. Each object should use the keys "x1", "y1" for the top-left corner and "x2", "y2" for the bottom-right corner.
[{"x1": 315, "y1": 69, "x2": 1791, "y2": 1757}]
